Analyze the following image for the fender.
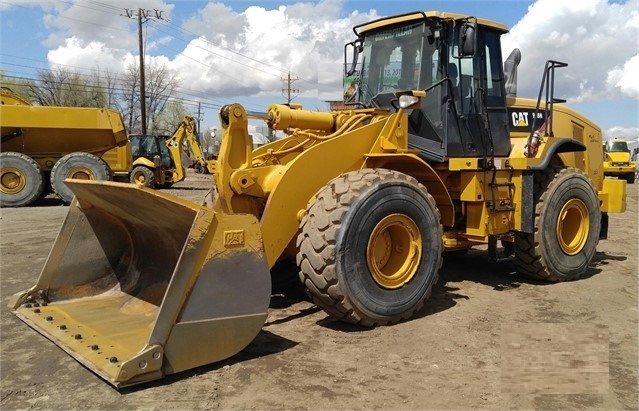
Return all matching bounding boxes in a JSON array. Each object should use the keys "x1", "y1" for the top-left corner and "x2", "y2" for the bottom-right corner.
[
  {"x1": 364, "y1": 153, "x2": 455, "y2": 227},
  {"x1": 528, "y1": 137, "x2": 586, "y2": 170},
  {"x1": 132, "y1": 156, "x2": 156, "y2": 168}
]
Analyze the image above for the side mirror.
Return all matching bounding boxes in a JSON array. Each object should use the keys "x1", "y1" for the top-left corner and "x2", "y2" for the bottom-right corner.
[
  {"x1": 344, "y1": 39, "x2": 363, "y2": 77},
  {"x1": 458, "y1": 20, "x2": 477, "y2": 57}
]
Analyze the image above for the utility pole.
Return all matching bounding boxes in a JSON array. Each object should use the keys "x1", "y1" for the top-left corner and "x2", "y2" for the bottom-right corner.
[
  {"x1": 137, "y1": 10, "x2": 146, "y2": 134},
  {"x1": 196, "y1": 102, "x2": 203, "y2": 145},
  {"x1": 123, "y1": 8, "x2": 168, "y2": 134},
  {"x1": 281, "y1": 72, "x2": 299, "y2": 104}
]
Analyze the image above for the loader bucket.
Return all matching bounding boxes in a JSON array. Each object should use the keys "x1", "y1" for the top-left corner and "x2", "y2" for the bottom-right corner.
[{"x1": 9, "y1": 180, "x2": 271, "y2": 388}]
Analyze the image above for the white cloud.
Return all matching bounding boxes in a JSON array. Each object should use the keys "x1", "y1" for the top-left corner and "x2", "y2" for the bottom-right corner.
[
  {"x1": 606, "y1": 54, "x2": 639, "y2": 99},
  {"x1": 40, "y1": 0, "x2": 378, "y2": 102},
  {"x1": 604, "y1": 126, "x2": 639, "y2": 140},
  {"x1": 168, "y1": 1, "x2": 378, "y2": 100},
  {"x1": 501, "y1": 0, "x2": 639, "y2": 102},
  {"x1": 25, "y1": 0, "x2": 639, "y2": 111},
  {"x1": 47, "y1": 37, "x2": 133, "y2": 75}
]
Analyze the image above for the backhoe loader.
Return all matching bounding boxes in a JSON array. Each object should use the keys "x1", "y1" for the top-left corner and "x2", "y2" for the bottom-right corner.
[
  {"x1": 10, "y1": 11, "x2": 626, "y2": 388},
  {"x1": 128, "y1": 116, "x2": 216, "y2": 188}
]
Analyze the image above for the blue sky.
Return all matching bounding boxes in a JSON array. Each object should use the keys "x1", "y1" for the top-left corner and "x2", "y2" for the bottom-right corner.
[{"x1": 1, "y1": 0, "x2": 637, "y2": 139}]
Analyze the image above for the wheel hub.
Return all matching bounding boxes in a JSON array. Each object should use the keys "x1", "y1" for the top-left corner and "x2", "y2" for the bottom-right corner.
[
  {"x1": 66, "y1": 167, "x2": 93, "y2": 180},
  {"x1": 367, "y1": 213, "x2": 422, "y2": 289},
  {"x1": 556, "y1": 198, "x2": 589, "y2": 255},
  {"x1": 1, "y1": 167, "x2": 26, "y2": 194},
  {"x1": 134, "y1": 173, "x2": 147, "y2": 185}
]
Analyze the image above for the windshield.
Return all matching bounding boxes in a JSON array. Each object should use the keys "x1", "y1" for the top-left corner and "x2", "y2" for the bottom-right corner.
[
  {"x1": 606, "y1": 141, "x2": 629, "y2": 152},
  {"x1": 350, "y1": 21, "x2": 441, "y2": 107}
]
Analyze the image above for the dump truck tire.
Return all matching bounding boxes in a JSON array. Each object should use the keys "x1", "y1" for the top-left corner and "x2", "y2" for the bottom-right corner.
[
  {"x1": 130, "y1": 166, "x2": 156, "y2": 188},
  {"x1": 296, "y1": 169, "x2": 443, "y2": 327},
  {"x1": 51, "y1": 152, "x2": 112, "y2": 204},
  {"x1": 514, "y1": 167, "x2": 600, "y2": 282},
  {"x1": 627, "y1": 173, "x2": 635, "y2": 184},
  {"x1": 0, "y1": 152, "x2": 45, "y2": 207}
]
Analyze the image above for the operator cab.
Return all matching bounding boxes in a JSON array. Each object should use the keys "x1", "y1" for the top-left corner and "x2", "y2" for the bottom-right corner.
[
  {"x1": 128, "y1": 134, "x2": 173, "y2": 169},
  {"x1": 604, "y1": 140, "x2": 630, "y2": 153},
  {"x1": 345, "y1": 12, "x2": 511, "y2": 162}
]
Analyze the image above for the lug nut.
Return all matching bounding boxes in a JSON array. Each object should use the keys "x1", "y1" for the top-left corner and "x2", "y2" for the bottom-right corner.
[
  {"x1": 33, "y1": 308, "x2": 41, "y2": 313},
  {"x1": 24, "y1": 304, "x2": 32, "y2": 308},
  {"x1": 59, "y1": 325, "x2": 67, "y2": 330},
  {"x1": 91, "y1": 345, "x2": 99, "y2": 351},
  {"x1": 45, "y1": 316, "x2": 53, "y2": 321},
  {"x1": 109, "y1": 357, "x2": 118, "y2": 363},
  {"x1": 74, "y1": 334, "x2": 82, "y2": 340}
]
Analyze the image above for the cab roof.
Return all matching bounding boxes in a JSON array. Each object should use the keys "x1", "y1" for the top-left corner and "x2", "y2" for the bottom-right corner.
[{"x1": 354, "y1": 11, "x2": 509, "y2": 36}]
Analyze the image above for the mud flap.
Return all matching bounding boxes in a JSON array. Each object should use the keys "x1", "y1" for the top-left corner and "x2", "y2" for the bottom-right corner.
[{"x1": 9, "y1": 180, "x2": 271, "y2": 388}]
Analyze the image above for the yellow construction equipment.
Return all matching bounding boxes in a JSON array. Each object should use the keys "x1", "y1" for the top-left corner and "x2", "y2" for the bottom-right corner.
[
  {"x1": 10, "y1": 11, "x2": 626, "y2": 388},
  {"x1": 0, "y1": 87, "x2": 132, "y2": 206},
  {"x1": 127, "y1": 116, "x2": 216, "y2": 188},
  {"x1": 602, "y1": 139, "x2": 636, "y2": 184}
]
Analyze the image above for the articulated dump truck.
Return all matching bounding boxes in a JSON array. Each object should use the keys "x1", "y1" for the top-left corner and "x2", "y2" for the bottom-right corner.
[
  {"x1": 0, "y1": 88, "x2": 131, "y2": 206},
  {"x1": 10, "y1": 11, "x2": 627, "y2": 388}
]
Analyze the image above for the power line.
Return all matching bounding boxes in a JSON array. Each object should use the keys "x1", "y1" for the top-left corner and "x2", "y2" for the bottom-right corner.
[
  {"x1": 1, "y1": 0, "x2": 344, "y2": 112},
  {"x1": 0, "y1": 73, "x2": 223, "y2": 112}
]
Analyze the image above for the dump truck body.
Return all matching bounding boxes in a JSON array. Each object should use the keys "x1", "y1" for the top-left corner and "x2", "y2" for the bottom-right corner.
[
  {"x1": 10, "y1": 10, "x2": 626, "y2": 388},
  {"x1": 0, "y1": 88, "x2": 132, "y2": 206}
]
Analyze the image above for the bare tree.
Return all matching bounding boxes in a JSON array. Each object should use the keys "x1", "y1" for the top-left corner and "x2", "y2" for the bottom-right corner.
[
  {"x1": 146, "y1": 61, "x2": 181, "y2": 133},
  {"x1": 152, "y1": 99, "x2": 191, "y2": 134},
  {"x1": 95, "y1": 66, "x2": 123, "y2": 111},
  {"x1": 121, "y1": 60, "x2": 181, "y2": 134},
  {"x1": 121, "y1": 64, "x2": 142, "y2": 133},
  {"x1": 26, "y1": 67, "x2": 106, "y2": 107},
  {"x1": 0, "y1": 71, "x2": 31, "y2": 101}
]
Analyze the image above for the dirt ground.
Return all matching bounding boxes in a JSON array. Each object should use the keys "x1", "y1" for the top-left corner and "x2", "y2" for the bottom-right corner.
[{"x1": 1, "y1": 169, "x2": 637, "y2": 410}]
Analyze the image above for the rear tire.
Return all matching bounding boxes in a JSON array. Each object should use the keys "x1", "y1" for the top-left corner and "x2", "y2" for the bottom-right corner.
[
  {"x1": 514, "y1": 168, "x2": 600, "y2": 282},
  {"x1": 296, "y1": 169, "x2": 443, "y2": 326},
  {"x1": 627, "y1": 173, "x2": 635, "y2": 184},
  {"x1": 130, "y1": 166, "x2": 157, "y2": 188},
  {"x1": 51, "y1": 152, "x2": 112, "y2": 204},
  {"x1": 0, "y1": 152, "x2": 44, "y2": 207}
]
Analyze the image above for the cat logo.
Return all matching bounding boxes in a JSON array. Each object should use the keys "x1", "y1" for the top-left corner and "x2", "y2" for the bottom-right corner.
[
  {"x1": 511, "y1": 110, "x2": 543, "y2": 127},
  {"x1": 508, "y1": 109, "x2": 545, "y2": 131}
]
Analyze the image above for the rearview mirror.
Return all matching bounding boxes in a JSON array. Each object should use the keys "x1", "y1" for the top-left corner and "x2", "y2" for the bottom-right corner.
[
  {"x1": 457, "y1": 20, "x2": 477, "y2": 57},
  {"x1": 344, "y1": 39, "x2": 363, "y2": 77}
]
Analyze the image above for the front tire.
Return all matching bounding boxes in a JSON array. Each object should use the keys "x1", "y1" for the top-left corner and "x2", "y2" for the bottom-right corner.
[
  {"x1": 130, "y1": 166, "x2": 157, "y2": 188},
  {"x1": 296, "y1": 169, "x2": 443, "y2": 326},
  {"x1": 514, "y1": 168, "x2": 600, "y2": 282},
  {"x1": 0, "y1": 152, "x2": 44, "y2": 207},
  {"x1": 51, "y1": 152, "x2": 112, "y2": 204}
]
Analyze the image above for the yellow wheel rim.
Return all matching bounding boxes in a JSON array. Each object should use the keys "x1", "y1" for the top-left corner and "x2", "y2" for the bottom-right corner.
[
  {"x1": 133, "y1": 172, "x2": 147, "y2": 185},
  {"x1": 556, "y1": 198, "x2": 589, "y2": 255},
  {"x1": 0, "y1": 167, "x2": 26, "y2": 194},
  {"x1": 66, "y1": 167, "x2": 94, "y2": 180},
  {"x1": 367, "y1": 213, "x2": 422, "y2": 289}
]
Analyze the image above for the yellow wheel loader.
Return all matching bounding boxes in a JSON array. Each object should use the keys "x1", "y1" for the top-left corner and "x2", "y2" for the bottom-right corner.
[
  {"x1": 128, "y1": 116, "x2": 216, "y2": 188},
  {"x1": 10, "y1": 11, "x2": 626, "y2": 388}
]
